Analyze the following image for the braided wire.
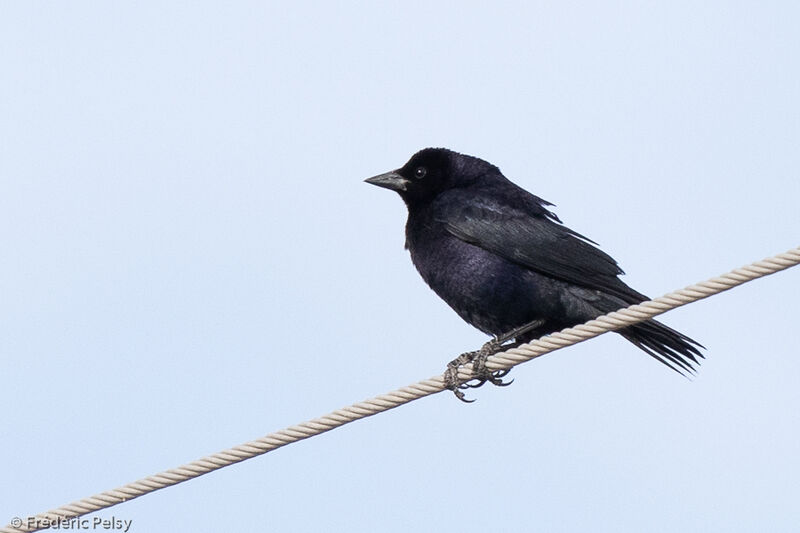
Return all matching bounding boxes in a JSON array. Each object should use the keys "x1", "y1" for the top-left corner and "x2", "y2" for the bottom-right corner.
[{"x1": 4, "y1": 245, "x2": 798, "y2": 533}]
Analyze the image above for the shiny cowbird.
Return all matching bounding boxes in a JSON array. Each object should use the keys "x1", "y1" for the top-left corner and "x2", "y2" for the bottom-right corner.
[{"x1": 366, "y1": 148, "x2": 702, "y2": 399}]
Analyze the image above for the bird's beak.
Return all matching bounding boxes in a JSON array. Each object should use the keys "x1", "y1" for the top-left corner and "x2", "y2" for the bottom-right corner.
[{"x1": 364, "y1": 171, "x2": 409, "y2": 192}]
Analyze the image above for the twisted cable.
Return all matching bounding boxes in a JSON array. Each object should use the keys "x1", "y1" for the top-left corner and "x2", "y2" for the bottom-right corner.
[{"x1": 4, "y1": 245, "x2": 798, "y2": 533}]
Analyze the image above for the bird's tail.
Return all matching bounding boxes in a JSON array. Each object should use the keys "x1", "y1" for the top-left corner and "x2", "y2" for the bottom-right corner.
[{"x1": 619, "y1": 320, "x2": 704, "y2": 375}]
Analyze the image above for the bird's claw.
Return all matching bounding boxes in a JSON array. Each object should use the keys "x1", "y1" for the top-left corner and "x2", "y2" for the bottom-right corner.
[
  {"x1": 443, "y1": 338, "x2": 513, "y2": 402},
  {"x1": 470, "y1": 349, "x2": 514, "y2": 388},
  {"x1": 443, "y1": 355, "x2": 478, "y2": 403}
]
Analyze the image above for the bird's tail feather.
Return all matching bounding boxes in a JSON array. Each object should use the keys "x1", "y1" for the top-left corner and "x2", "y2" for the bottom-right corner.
[{"x1": 620, "y1": 320, "x2": 705, "y2": 374}]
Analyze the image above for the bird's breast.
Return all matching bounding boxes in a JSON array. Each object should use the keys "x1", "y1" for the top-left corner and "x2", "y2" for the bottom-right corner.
[{"x1": 405, "y1": 220, "x2": 545, "y2": 335}]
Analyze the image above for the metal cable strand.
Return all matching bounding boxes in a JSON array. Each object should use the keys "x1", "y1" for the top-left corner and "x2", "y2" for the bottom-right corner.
[{"x1": 4, "y1": 245, "x2": 799, "y2": 533}]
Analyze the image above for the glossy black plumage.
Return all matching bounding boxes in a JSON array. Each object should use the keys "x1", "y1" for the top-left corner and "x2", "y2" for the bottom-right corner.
[{"x1": 366, "y1": 148, "x2": 703, "y2": 373}]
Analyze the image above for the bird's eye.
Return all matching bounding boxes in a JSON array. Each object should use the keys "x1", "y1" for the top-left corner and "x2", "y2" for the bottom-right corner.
[{"x1": 414, "y1": 166, "x2": 427, "y2": 179}]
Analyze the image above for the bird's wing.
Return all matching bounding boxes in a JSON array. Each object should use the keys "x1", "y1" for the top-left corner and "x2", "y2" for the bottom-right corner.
[{"x1": 436, "y1": 191, "x2": 644, "y2": 302}]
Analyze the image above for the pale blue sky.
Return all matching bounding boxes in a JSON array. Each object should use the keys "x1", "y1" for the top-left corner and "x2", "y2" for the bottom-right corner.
[{"x1": 2, "y1": 2, "x2": 799, "y2": 532}]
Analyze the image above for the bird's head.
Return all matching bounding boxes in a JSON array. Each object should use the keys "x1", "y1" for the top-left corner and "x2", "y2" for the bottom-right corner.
[{"x1": 365, "y1": 148, "x2": 498, "y2": 205}]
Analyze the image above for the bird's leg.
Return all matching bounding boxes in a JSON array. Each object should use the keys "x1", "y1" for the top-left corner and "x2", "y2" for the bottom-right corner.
[
  {"x1": 444, "y1": 319, "x2": 546, "y2": 402},
  {"x1": 493, "y1": 319, "x2": 547, "y2": 346}
]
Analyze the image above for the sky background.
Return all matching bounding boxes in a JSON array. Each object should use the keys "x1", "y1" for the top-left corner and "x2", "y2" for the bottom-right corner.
[{"x1": 2, "y1": 2, "x2": 799, "y2": 532}]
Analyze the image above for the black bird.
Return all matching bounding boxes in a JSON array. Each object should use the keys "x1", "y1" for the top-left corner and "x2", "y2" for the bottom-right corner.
[{"x1": 366, "y1": 148, "x2": 703, "y2": 398}]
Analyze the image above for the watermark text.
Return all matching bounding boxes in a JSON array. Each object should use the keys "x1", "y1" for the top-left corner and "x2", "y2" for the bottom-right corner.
[{"x1": 9, "y1": 516, "x2": 132, "y2": 532}]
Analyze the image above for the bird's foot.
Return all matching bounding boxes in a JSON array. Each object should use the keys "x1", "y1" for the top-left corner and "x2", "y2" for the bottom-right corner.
[
  {"x1": 443, "y1": 338, "x2": 513, "y2": 402},
  {"x1": 470, "y1": 348, "x2": 513, "y2": 387},
  {"x1": 443, "y1": 351, "x2": 478, "y2": 403}
]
